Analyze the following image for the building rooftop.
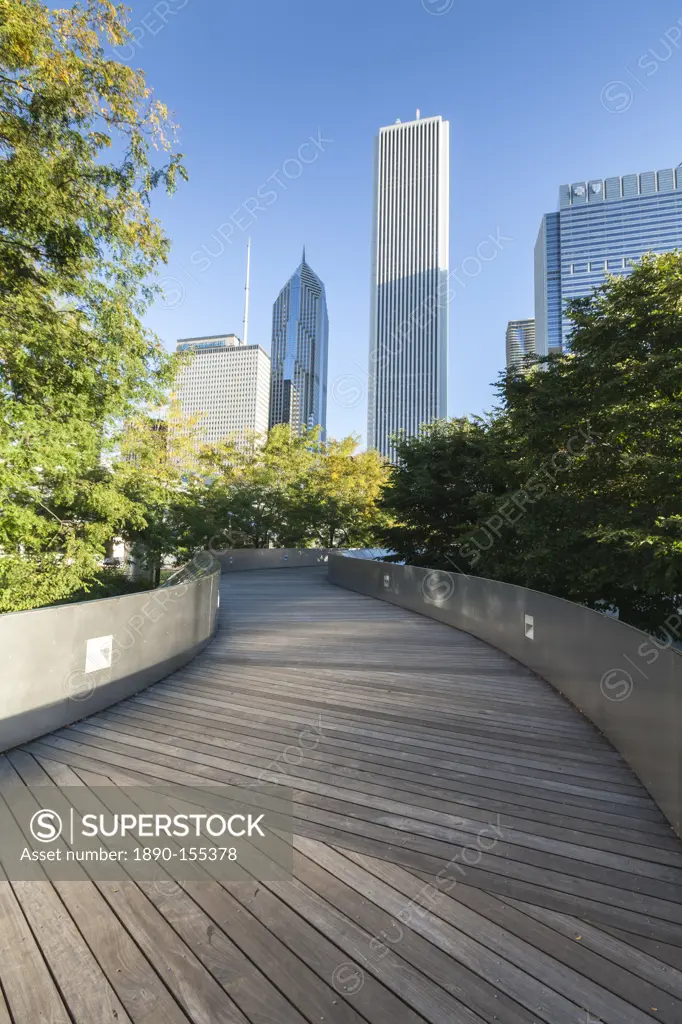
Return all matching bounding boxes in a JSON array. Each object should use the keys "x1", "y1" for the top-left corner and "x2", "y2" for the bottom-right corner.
[
  {"x1": 176, "y1": 334, "x2": 245, "y2": 352},
  {"x1": 560, "y1": 167, "x2": 682, "y2": 208}
]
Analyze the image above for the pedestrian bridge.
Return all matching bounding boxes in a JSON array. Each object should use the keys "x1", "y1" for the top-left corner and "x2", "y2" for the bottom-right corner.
[{"x1": 0, "y1": 563, "x2": 681, "y2": 1023}]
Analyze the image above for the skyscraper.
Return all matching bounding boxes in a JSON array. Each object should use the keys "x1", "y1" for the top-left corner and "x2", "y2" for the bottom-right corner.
[
  {"x1": 174, "y1": 334, "x2": 271, "y2": 447},
  {"x1": 269, "y1": 251, "x2": 329, "y2": 436},
  {"x1": 534, "y1": 212, "x2": 562, "y2": 356},
  {"x1": 368, "y1": 113, "x2": 449, "y2": 460},
  {"x1": 506, "y1": 319, "x2": 536, "y2": 371},
  {"x1": 535, "y1": 167, "x2": 682, "y2": 355}
]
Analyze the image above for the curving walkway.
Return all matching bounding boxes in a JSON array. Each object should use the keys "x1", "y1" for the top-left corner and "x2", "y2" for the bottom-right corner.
[{"x1": 1, "y1": 567, "x2": 681, "y2": 1023}]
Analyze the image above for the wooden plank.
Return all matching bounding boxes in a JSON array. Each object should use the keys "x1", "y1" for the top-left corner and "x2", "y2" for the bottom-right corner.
[
  {"x1": 0, "y1": 755, "x2": 197, "y2": 1024},
  {"x1": 221, "y1": 875, "x2": 430, "y2": 1024},
  {"x1": 109, "y1": 695, "x2": 640, "y2": 790},
  {"x1": 325, "y1": 842, "x2": 675, "y2": 1024},
  {"x1": 105, "y1": 704, "x2": 678, "y2": 855},
  {"x1": 54, "y1": 722, "x2": 682, "y2": 912},
  {"x1": 122, "y1": 684, "x2": 662, "y2": 818},
  {"x1": 0, "y1": 987, "x2": 11, "y2": 1024},
  {"x1": 12, "y1": 755, "x2": 257, "y2": 1024},
  {"x1": 77, "y1": 710, "x2": 682, "y2": 884},
  {"x1": 290, "y1": 816, "x2": 682, "y2": 945},
  {"x1": 31, "y1": 745, "x2": 382, "y2": 1024},
  {"x1": 0, "y1": 877, "x2": 71, "y2": 1024},
  {"x1": 288, "y1": 842, "x2": 543, "y2": 1024},
  {"x1": 35, "y1": 725, "x2": 681, "y2": 945},
  {"x1": 264, "y1": 874, "x2": 487, "y2": 1024},
  {"x1": 496, "y1": 895, "x2": 682, "y2": 1004},
  {"x1": 36, "y1": 794, "x2": 297, "y2": 1024},
  {"x1": 3, "y1": 566, "x2": 680, "y2": 1024},
  {"x1": 153, "y1": 679, "x2": 643, "y2": 774},
  {"x1": 138, "y1": 680, "x2": 627, "y2": 766},
  {"x1": 179, "y1": 879, "x2": 371, "y2": 1024},
  {"x1": 107, "y1": 697, "x2": 680, "y2": 847},
  {"x1": 599, "y1": 925, "x2": 682, "y2": 973},
  {"x1": 9, "y1": 880, "x2": 134, "y2": 1024}
]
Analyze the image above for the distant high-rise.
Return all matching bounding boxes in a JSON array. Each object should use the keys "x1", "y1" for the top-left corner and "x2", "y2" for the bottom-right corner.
[
  {"x1": 506, "y1": 319, "x2": 536, "y2": 371},
  {"x1": 534, "y1": 213, "x2": 562, "y2": 356},
  {"x1": 535, "y1": 167, "x2": 682, "y2": 355},
  {"x1": 368, "y1": 114, "x2": 449, "y2": 460},
  {"x1": 269, "y1": 251, "x2": 329, "y2": 436},
  {"x1": 174, "y1": 334, "x2": 270, "y2": 447}
]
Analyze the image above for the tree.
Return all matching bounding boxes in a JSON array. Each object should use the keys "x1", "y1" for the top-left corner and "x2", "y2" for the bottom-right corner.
[
  {"x1": 195, "y1": 426, "x2": 390, "y2": 551},
  {"x1": 0, "y1": 0, "x2": 186, "y2": 611},
  {"x1": 111, "y1": 405, "x2": 203, "y2": 584},
  {"x1": 381, "y1": 253, "x2": 682, "y2": 633},
  {"x1": 379, "y1": 417, "x2": 518, "y2": 571},
  {"x1": 499, "y1": 252, "x2": 682, "y2": 632},
  {"x1": 295, "y1": 434, "x2": 390, "y2": 548},
  {"x1": 195, "y1": 427, "x2": 311, "y2": 549}
]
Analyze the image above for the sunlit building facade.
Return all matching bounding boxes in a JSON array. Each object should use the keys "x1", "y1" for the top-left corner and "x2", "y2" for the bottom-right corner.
[
  {"x1": 174, "y1": 334, "x2": 271, "y2": 447},
  {"x1": 368, "y1": 114, "x2": 450, "y2": 460},
  {"x1": 506, "y1": 319, "x2": 536, "y2": 371},
  {"x1": 269, "y1": 251, "x2": 329, "y2": 436},
  {"x1": 535, "y1": 167, "x2": 682, "y2": 355}
]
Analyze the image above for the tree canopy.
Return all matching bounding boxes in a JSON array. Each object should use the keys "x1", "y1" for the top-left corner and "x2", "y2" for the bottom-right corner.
[
  {"x1": 0, "y1": 0, "x2": 186, "y2": 611},
  {"x1": 381, "y1": 252, "x2": 682, "y2": 634},
  {"x1": 191, "y1": 426, "x2": 390, "y2": 553}
]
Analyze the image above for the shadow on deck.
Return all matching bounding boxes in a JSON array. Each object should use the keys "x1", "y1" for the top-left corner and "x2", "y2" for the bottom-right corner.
[{"x1": 1, "y1": 567, "x2": 681, "y2": 1023}]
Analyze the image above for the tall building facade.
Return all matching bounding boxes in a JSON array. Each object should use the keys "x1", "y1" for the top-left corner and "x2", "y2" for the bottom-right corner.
[
  {"x1": 368, "y1": 114, "x2": 449, "y2": 460},
  {"x1": 174, "y1": 334, "x2": 271, "y2": 446},
  {"x1": 535, "y1": 167, "x2": 682, "y2": 355},
  {"x1": 534, "y1": 213, "x2": 562, "y2": 356},
  {"x1": 506, "y1": 319, "x2": 536, "y2": 371},
  {"x1": 269, "y1": 251, "x2": 329, "y2": 436}
]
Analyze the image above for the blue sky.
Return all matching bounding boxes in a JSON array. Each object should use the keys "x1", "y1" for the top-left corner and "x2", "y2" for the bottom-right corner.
[{"x1": 126, "y1": 0, "x2": 682, "y2": 445}]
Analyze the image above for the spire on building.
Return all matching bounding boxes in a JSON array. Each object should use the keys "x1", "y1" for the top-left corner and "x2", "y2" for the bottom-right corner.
[{"x1": 302, "y1": 245, "x2": 306, "y2": 265}]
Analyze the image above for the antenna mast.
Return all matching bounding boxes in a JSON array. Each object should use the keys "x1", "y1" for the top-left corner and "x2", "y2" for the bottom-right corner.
[{"x1": 243, "y1": 238, "x2": 251, "y2": 345}]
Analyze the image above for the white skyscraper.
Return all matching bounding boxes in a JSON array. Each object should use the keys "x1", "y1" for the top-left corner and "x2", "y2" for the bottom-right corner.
[
  {"x1": 174, "y1": 334, "x2": 271, "y2": 447},
  {"x1": 368, "y1": 113, "x2": 450, "y2": 460},
  {"x1": 505, "y1": 319, "x2": 536, "y2": 371}
]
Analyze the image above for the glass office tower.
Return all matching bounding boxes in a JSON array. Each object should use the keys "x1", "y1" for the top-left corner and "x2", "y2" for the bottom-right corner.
[
  {"x1": 535, "y1": 167, "x2": 682, "y2": 355},
  {"x1": 269, "y1": 250, "x2": 329, "y2": 436},
  {"x1": 505, "y1": 319, "x2": 536, "y2": 371},
  {"x1": 534, "y1": 213, "x2": 562, "y2": 355},
  {"x1": 368, "y1": 114, "x2": 449, "y2": 460}
]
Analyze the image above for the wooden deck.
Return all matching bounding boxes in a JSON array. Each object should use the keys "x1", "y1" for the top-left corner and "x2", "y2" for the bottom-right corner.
[{"x1": 2, "y1": 566, "x2": 682, "y2": 1023}]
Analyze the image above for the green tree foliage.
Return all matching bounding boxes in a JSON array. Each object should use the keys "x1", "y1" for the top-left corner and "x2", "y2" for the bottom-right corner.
[
  {"x1": 112, "y1": 405, "x2": 204, "y2": 584},
  {"x1": 194, "y1": 426, "x2": 390, "y2": 552},
  {"x1": 380, "y1": 417, "x2": 517, "y2": 572},
  {"x1": 381, "y1": 253, "x2": 682, "y2": 633},
  {"x1": 0, "y1": 0, "x2": 186, "y2": 611},
  {"x1": 299, "y1": 433, "x2": 392, "y2": 548}
]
